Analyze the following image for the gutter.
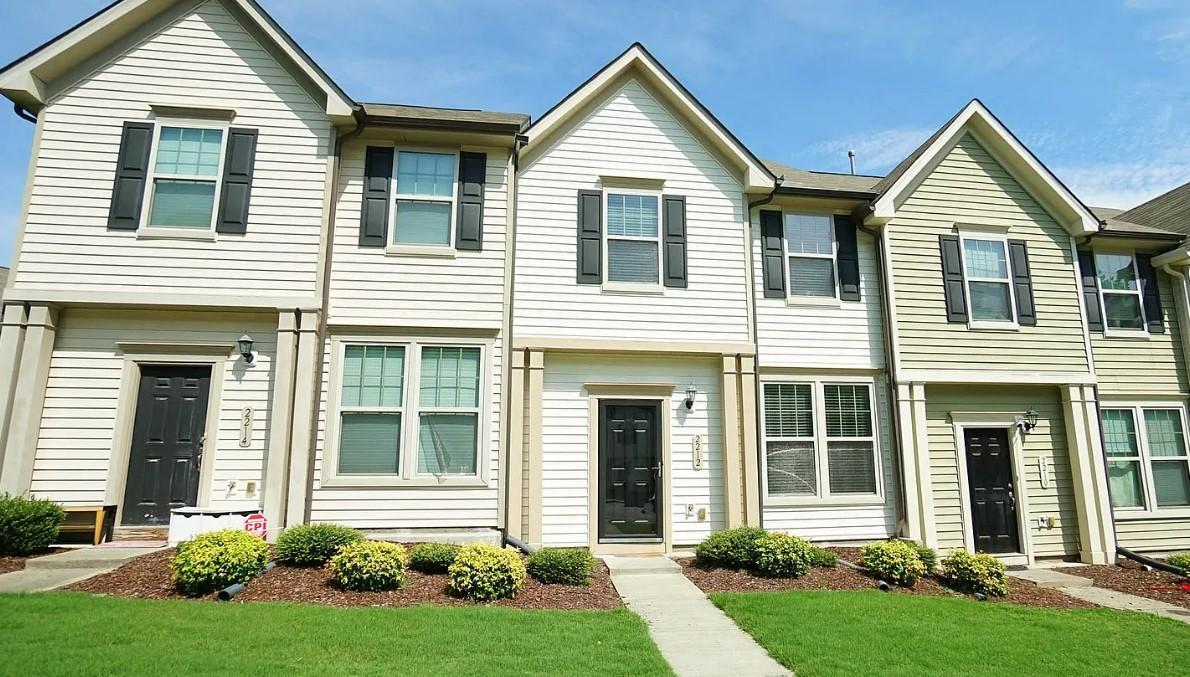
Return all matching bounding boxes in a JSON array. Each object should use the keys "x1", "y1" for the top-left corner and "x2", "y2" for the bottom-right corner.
[
  {"x1": 774, "y1": 186, "x2": 877, "y2": 201},
  {"x1": 498, "y1": 133, "x2": 527, "y2": 535},
  {"x1": 12, "y1": 103, "x2": 36, "y2": 124}
]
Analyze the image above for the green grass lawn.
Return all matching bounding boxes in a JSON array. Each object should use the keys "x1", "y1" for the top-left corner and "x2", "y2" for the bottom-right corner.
[
  {"x1": 713, "y1": 589, "x2": 1190, "y2": 677},
  {"x1": 0, "y1": 593, "x2": 672, "y2": 677}
]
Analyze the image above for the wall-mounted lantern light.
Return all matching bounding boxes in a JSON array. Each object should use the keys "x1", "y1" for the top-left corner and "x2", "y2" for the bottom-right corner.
[
  {"x1": 1018, "y1": 407, "x2": 1039, "y2": 433},
  {"x1": 237, "y1": 333, "x2": 255, "y2": 365},
  {"x1": 684, "y1": 384, "x2": 697, "y2": 410}
]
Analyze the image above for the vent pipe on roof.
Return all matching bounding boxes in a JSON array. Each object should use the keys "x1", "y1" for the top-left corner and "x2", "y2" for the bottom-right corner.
[{"x1": 848, "y1": 149, "x2": 856, "y2": 175}]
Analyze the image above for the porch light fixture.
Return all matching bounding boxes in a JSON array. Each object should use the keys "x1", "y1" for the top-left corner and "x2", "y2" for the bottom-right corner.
[
  {"x1": 237, "y1": 333, "x2": 255, "y2": 365},
  {"x1": 1018, "y1": 407, "x2": 1039, "y2": 433},
  {"x1": 684, "y1": 384, "x2": 697, "y2": 410}
]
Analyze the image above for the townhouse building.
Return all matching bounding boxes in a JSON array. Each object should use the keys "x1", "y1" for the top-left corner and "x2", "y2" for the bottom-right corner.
[{"x1": 0, "y1": 0, "x2": 1187, "y2": 563}]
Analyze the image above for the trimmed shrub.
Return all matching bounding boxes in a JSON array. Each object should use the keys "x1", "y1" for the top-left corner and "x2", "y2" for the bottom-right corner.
[
  {"x1": 275, "y1": 523, "x2": 362, "y2": 566},
  {"x1": 527, "y1": 547, "x2": 595, "y2": 585},
  {"x1": 448, "y1": 544, "x2": 526, "y2": 601},
  {"x1": 170, "y1": 530, "x2": 269, "y2": 596},
  {"x1": 753, "y1": 533, "x2": 813, "y2": 578},
  {"x1": 0, "y1": 494, "x2": 66, "y2": 556},
  {"x1": 941, "y1": 549, "x2": 1007, "y2": 597},
  {"x1": 1168, "y1": 552, "x2": 1190, "y2": 577},
  {"x1": 860, "y1": 539, "x2": 927, "y2": 587},
  {"x1": 807, "y1": 546, "x2": 838, "y2": 568},
  {"x1": 329, "y1": 540, "x2": 409, "y2": 592},
  {"x1": 409, "y1": 542, "x2": 460, "y2": 574},
  {"x1": 694, "y1": 526, "x2": 767, "y2": 569},
  {"x1": 916, "y1": 544, "x2": 938, "y2": 573}
]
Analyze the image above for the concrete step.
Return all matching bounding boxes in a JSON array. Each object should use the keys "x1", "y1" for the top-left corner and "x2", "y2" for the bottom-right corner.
[
  {"x1": 0, "y1": 566, "x2": 119, "y2": 593},
  {"x1": 24, "y1": 546, "x2": 162, "y2": 570},
  {"x1": 1008, "y1": 567, "x2": 1093, "y2": 588},
  {"x1": 604, "y1": 555, "x2": 682, "y2": 575}
]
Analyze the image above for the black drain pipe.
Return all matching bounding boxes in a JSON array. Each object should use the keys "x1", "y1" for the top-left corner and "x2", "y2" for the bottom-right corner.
[
  {"x1": 12, "y1": 103, "x2": 36, "y2": 124},
  {"x1": 1117, "y1": 546, "x2": 1187, "y2": 577}
]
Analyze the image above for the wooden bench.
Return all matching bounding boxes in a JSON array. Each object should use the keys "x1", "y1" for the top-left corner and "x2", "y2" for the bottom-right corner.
[{"x1": 59, "y1": 505, "x2": 117, "y2": 545}]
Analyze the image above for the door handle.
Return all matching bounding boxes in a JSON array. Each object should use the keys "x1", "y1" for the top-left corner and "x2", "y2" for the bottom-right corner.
[
  {"x1": 195, "y1": 435, "x2": 206, "y2": 464},
  {"x1": 1007, "y1": 482, "x2": 1015, "y2": 511}
]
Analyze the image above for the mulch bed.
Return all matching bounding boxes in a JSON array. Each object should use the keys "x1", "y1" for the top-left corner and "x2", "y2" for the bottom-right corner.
[
  {"x1": 1058, "y1": 560, "x2": 1190, "y2": 610},
  {"x1": 679, "y1": 548, "x2": 1095, "y2": 610},
  {"x1": 66, "y1": 548, "x2": 621, "y2": 610},
  {"x1": 0, "y1": 548, "x2": 69, "y2": 576}
]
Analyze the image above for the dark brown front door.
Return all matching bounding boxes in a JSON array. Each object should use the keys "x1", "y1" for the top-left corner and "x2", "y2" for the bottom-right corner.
[
  {"x1": 964, "y1": 428, "x2": 1020, "y2": 554},
  {"x1": 122, "y1": 365, "x2": 211, "y2": 525},
  {"x1": 599, "y1": 401, "x2": 662, "y2": 541}
]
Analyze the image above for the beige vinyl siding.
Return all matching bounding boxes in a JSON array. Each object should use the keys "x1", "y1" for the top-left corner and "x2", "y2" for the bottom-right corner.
[
  {"x1": 1092, "y1": 270, "x2": 1189, "y2": 397},
  {"x1": 925, "y1": 385, "x2": 1081, "y2": 558},
  {"x1": 29, "y1": 308, "x2": 276, "y2": 510},
  {"x1": 14, "y1": 0, "x2": 330, "y2": 297},
  {"x1": 1114, "y1": 516, "x2": 1190, "y2": 554},
  {"x1": 308, "y1": 333, "x2": 503, "y2": 528},
  {"x1": 328, "y1": 142, "x2": 510, "y2": 328},
  {"x1": 753, "y1": 215, "x2": 885, "y2": 368},
  {"x1": 539, "y1": 353, "x2": 725, "y2": 547},
  {"x1": 514, "y1": 78, "x2": 750, "y2": 343},
  {"x1": 888, "y1": 134, "x2": 1090, "y2": 373}
]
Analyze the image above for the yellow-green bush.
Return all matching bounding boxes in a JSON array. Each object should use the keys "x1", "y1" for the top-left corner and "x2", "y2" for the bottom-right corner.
[
  {"x1": 753, "y1": 533, "x2": 813, "y2": 578},
  {"x1": 1168, "y1": 552, "x2": 1190, "y2": 577},
  {"x1": 941, "y1": 550, "x2": 1007, "y2": 597},
  {"x1": 694, "y1": 526, "x2": 767, "y2": 569},
  {"x1": 860, "y1": 539, "x2": 927, "y2": 587},
  {"x1": 170, "y1": 530, "x2": 269, "y2": 596},
  {"x1": 329, "y1": 541, "x2": 409, "y2": 591},
  {"x1": 448, "y1": 544, "x2": 526, "y2": 601}
]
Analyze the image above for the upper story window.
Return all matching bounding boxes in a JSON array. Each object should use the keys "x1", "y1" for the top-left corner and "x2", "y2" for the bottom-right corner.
[
  {"x1": 144, "y1": 124, "x2": 228, "y2": 230},
  {"x1": 393, "y1": 151, "x2": 458, "y2": 247},
  {"x1": 784, "y1": 213, "x2": 836, "y2": 298},
  {"x1": 1102, "y1": 405, "x2": 1190, "y2": 511},
  {"x1": 960, "y1": 235, "x2": 1014, "y2": 322},
  {"x1": 1095, "y1": 253, "x2": 1145, "y2": 330},
  {"x1": 605, "y1": 191, "x2": 661, "y2": 285}
]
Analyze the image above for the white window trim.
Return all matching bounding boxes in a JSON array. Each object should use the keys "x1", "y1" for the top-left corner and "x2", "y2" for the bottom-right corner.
[
  {"x1": 760, "y1": 376, "x2": 884, "y2": 507},
  {"x1": 320, "y1": 336, "x2": 492, "y2": 488},
  {"x1": 138, "y1": 116, "x2": 230, "y2": 238},
  {"x1": 388, "y1": 146, "x2": 461, "y2": 252},
  {"x1": 783, "y1": 211, "x2": 839, "y2": 303},
  {"x1": 1094, "y1": 251, "x2": 1150, "y2": 338},
  {"x1": 957, "y1": 231, "x2": 1017, "y2": 330},
  {"x1": 1102, "y1": 401, "x2": 1190, "y2": 518},
  {"x1": 602, "y1": 187, "x2": 664, "y2": 293}
]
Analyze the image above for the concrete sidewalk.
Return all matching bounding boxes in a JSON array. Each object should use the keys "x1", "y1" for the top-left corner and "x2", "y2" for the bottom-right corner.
[
  {"x1": 1009, "y1": 567, "x2": 1190, "y2": 625},
  {"x1": 0, "y1": 545, "x2": 162, "y2": 593},
  {"x1": 606, "y1": 555, "x2": 791, "y2": 677}
]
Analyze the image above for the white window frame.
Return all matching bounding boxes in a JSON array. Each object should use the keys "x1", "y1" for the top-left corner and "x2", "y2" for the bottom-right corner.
[
  {"x1": 387, "y1": 146, "x2": 461, "y2": 256},
  {"x1": 335, "y1": 344, "x2": 409, "y2": 477},
  {"x1": 760, "y1": 376, "x2": 884, "y2": 506},
  {"x1": 1102, "y1": 402, "x2": 1190, "y2": 518},
  {"x1": 321, "y1": 336, "x2": 491, "y2": 488},
  {"x1": 138, "y1": 117, "x2": 230, "y2": 239},
  {"x1": 602, "y1": 187, "x2": 664, "y2": 293},
  {"x1": 1094, "y1": 250, "x2": 1149, "y2": 337},
  {"x1": 783, "y1": 211, "x2": 839, "y2": 304},
  {"x1": 958, "y1": 231, "x2": 1017, "y2": 330}
]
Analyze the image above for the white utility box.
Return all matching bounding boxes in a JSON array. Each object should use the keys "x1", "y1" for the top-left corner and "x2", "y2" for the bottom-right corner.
[{"x1": 168, "y1": 507, "x2": 259, "y2": 546}]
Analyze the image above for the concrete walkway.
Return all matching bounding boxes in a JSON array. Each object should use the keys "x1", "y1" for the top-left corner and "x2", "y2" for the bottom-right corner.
[
  {"x1": 0, "y1": 546, "x2": 162, "y2": 593},
  {"x1": 1009, "y1": 567, "x2": 1190, "y2": 625},
  {"x1": 605, "y1": 555, "x2": 791, "y2": 677}
]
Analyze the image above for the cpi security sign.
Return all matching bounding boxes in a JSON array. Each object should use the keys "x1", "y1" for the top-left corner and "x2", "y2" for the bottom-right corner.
[{"x1": 243, "y1": 513, "x2": 268, "y2": 539}]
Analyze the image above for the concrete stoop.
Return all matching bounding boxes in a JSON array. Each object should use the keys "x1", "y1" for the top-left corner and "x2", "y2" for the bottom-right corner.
[
  {"x1": 1009, "y1": 567, "x2": 1190, "y2": 625},
  {"x1": 0, "y1": 545, "x2": 163, "y2": 594}
]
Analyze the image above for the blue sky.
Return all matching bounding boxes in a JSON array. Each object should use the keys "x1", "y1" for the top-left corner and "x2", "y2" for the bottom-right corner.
[{"x1": 1, "y1": 0, "x2": 1189, "y2": 266}]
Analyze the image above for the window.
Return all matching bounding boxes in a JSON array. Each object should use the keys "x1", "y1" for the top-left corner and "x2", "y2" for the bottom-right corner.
[
  {"x1": 762, "y1": 380, "x2": 880, "y2": 501},
  {"x1": 393, "y1": 150, "x2": 457, "y2": 246},
  {"x1": 333, "y1": 341, "x2": 485, "y2": 483},
  {"x1": 960, "y1": 236, "x2": 1014, "y2": 322},
  {"x1": 1095, "y1": 253, "x2": 1145, "y2": 330},
  {"x1": 1102, "y1": 406, "x2": 1190, "y2": 510},
  {"x1": 605, "y1": 191, "x2": 661, "y2": 285},
  {"x1": 145, "y1": 124, "x2": 227, "y2": 229},
  {"x1": 784, "y1": 213, "x2": 836, "y2": 298}
]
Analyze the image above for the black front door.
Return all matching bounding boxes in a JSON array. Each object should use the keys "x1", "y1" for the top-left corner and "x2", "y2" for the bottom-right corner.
[
  {"x1": 599, "y1": 401, "x2": 662, "y2": 540},
  {"x1": 122, "y1": 365, "x2": 212, "y2": 525},
  {"x1": 964, "y1": 428, "x2": 1020, "y2": 554}
]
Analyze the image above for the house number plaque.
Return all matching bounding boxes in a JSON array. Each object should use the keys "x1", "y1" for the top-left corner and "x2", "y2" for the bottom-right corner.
[
  {"x1": 239, "y1": 407, "x2": 253, "y2": 448},
  {"x1": 691, "y1": 434, "x2": 703, "y2": 470}
]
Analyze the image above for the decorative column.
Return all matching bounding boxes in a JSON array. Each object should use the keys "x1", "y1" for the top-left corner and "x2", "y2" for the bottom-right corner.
[
  {"x1": 739, "y1": 355, "x2": 761, "y2": 525},
  {"x1": 525, "y1": 349, "x2": 544, "y2": 546},
  {"x1": 505, "y1": 349, "x2": 527, "y2": 539},
  {"x1": 0, "y1": 304, "x2": 28, "y2": 475},
  {"x1": 720, "y1": 355, "x2": 743, "y2": 528},
  {"x1": 284, "y1": 308, "x2": 322, "y2": 529},
  {"x1": 1062, "y1": 384, "x2": 1115, "y2": 564},
  {"x1": 261, "y1": 311, "x2": 298, "y2": 539},
  {"x1": 895, "y1": 382, "x2": 934, "y2": 546},
  {"x1": 0, "y1": 303, "x2": 57, "y2": 496}
]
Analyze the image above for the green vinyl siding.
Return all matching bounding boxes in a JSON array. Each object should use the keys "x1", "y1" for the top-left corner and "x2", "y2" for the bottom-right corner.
[
  {"x1": 924, "y1": 385, "x2": 1080, "y2": 558},
  {"x1": 1092, "y1": 268, "x2": 1189, "y2": 397},
  {"x1": 888, "y1": 134, "x2": 1090, "y2": 374},
  {"x1": 1114, "y1": 516, "x2": 1190, "y2": 553}
]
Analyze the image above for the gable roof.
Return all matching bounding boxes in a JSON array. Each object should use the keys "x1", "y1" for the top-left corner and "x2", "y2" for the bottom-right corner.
[
  {"x1": 359, "y1": 103, "x2": 529, "y2": 134},
  {"x1": 866, "y1": 99, "x2": 1101, "y2": 236},
  {"x1": 1118, "y1": 181, "x2": 1190, "y2": 236},
  {"x1": 761, "y1": 159, "x2": 881, "y2": 197},
  {"x1": 1091, "y1": 206, "x2": 1183, "y2": 240},
  {"x1": 523, "y1": 43, "x2": 776, "y2": 192},
  {"x1": 0, "y1": 0, "x2": 354, "y2": 121}
]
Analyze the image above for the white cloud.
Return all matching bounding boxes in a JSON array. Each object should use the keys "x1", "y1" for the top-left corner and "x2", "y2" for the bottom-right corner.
[
  {"x1": 1056, "y1": 162, "x2": 1190, "y2": 209},
  {"x1": 808, "y1": 127, "x2": 933, "y2": 174}
]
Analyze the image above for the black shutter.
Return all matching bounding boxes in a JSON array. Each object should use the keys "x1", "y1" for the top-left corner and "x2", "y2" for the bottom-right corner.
[
  {"x1": 359, "y1": 146, "x2": 393, "y2": 247},
  {"x1": 576, "y1": 190, "x2": 602, "y2": 284},
  {"x1": 216, "y1": 127, "x2": 258, "y2": 235},
  {"x1": 760, "y1": 210, "x2": 785, "y2": 298},
  {"x1": 662, "y1": 195, "x2": 687, "y2": 288},
  {"x1": 835, "y1": 214, "x2": 861, "y2": 302},
  {"x1": 456, "y1": 151, "x2": 486, "y2": 251},
  {"x1": 939, "y1": 235, "x2": 968, "y2": 323},
  {"x1": 1007, "y1": 239, "x2": 1036, "y2": 326},
  {"x1": 1077, "y1": 251, "x2": 1104, "y2": 332},
  {"x1": 107, "y1": 121, "x2": 155, "y2": 231},
  {"x1": 1136, "y1": 254, "x2": 1165, "y2": 334}
]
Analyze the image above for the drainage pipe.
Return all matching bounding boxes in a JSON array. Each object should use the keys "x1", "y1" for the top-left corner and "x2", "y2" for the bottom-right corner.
[
  {"x1": 503, "y1": 532, "x2": 537, "y2": 555},
  {"x1": 12, "y1": 103, "x2": 36, "y2": 124},
  {"x1": 216, "y1": 561, "x2": 277, "y2": 601},
  {"x1": 1117, "y1": 546, "x2": 1187, "y2": 578}
]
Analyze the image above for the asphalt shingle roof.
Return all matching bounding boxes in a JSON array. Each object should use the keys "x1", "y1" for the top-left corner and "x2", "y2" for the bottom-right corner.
[
  {"x1": 359, "y1": 103, "x2": 529, "y2": 131},
  {"x1": 1117, "y1": 181, "x2": 1190, "y2": 236}
]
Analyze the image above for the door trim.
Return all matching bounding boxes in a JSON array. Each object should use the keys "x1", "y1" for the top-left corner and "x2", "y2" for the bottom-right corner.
[
  {"x1": 106, "y1": 347, "x2": 231, "y2": 526},
  {"x1": 950, "y1": 412, "x2": 1035, "y2": 565},
  {"x1": 586, "y1": 387, "x2": 674, "y2": 555}
]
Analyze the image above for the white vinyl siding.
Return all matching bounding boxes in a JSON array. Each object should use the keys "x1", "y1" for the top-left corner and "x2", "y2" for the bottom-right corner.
[
  {"x1": 514, "y1": 78, "x2": 750, "y2": 343},
  {"x1": 13, "y1": 0, "x2": 332, "y2": 297}
]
